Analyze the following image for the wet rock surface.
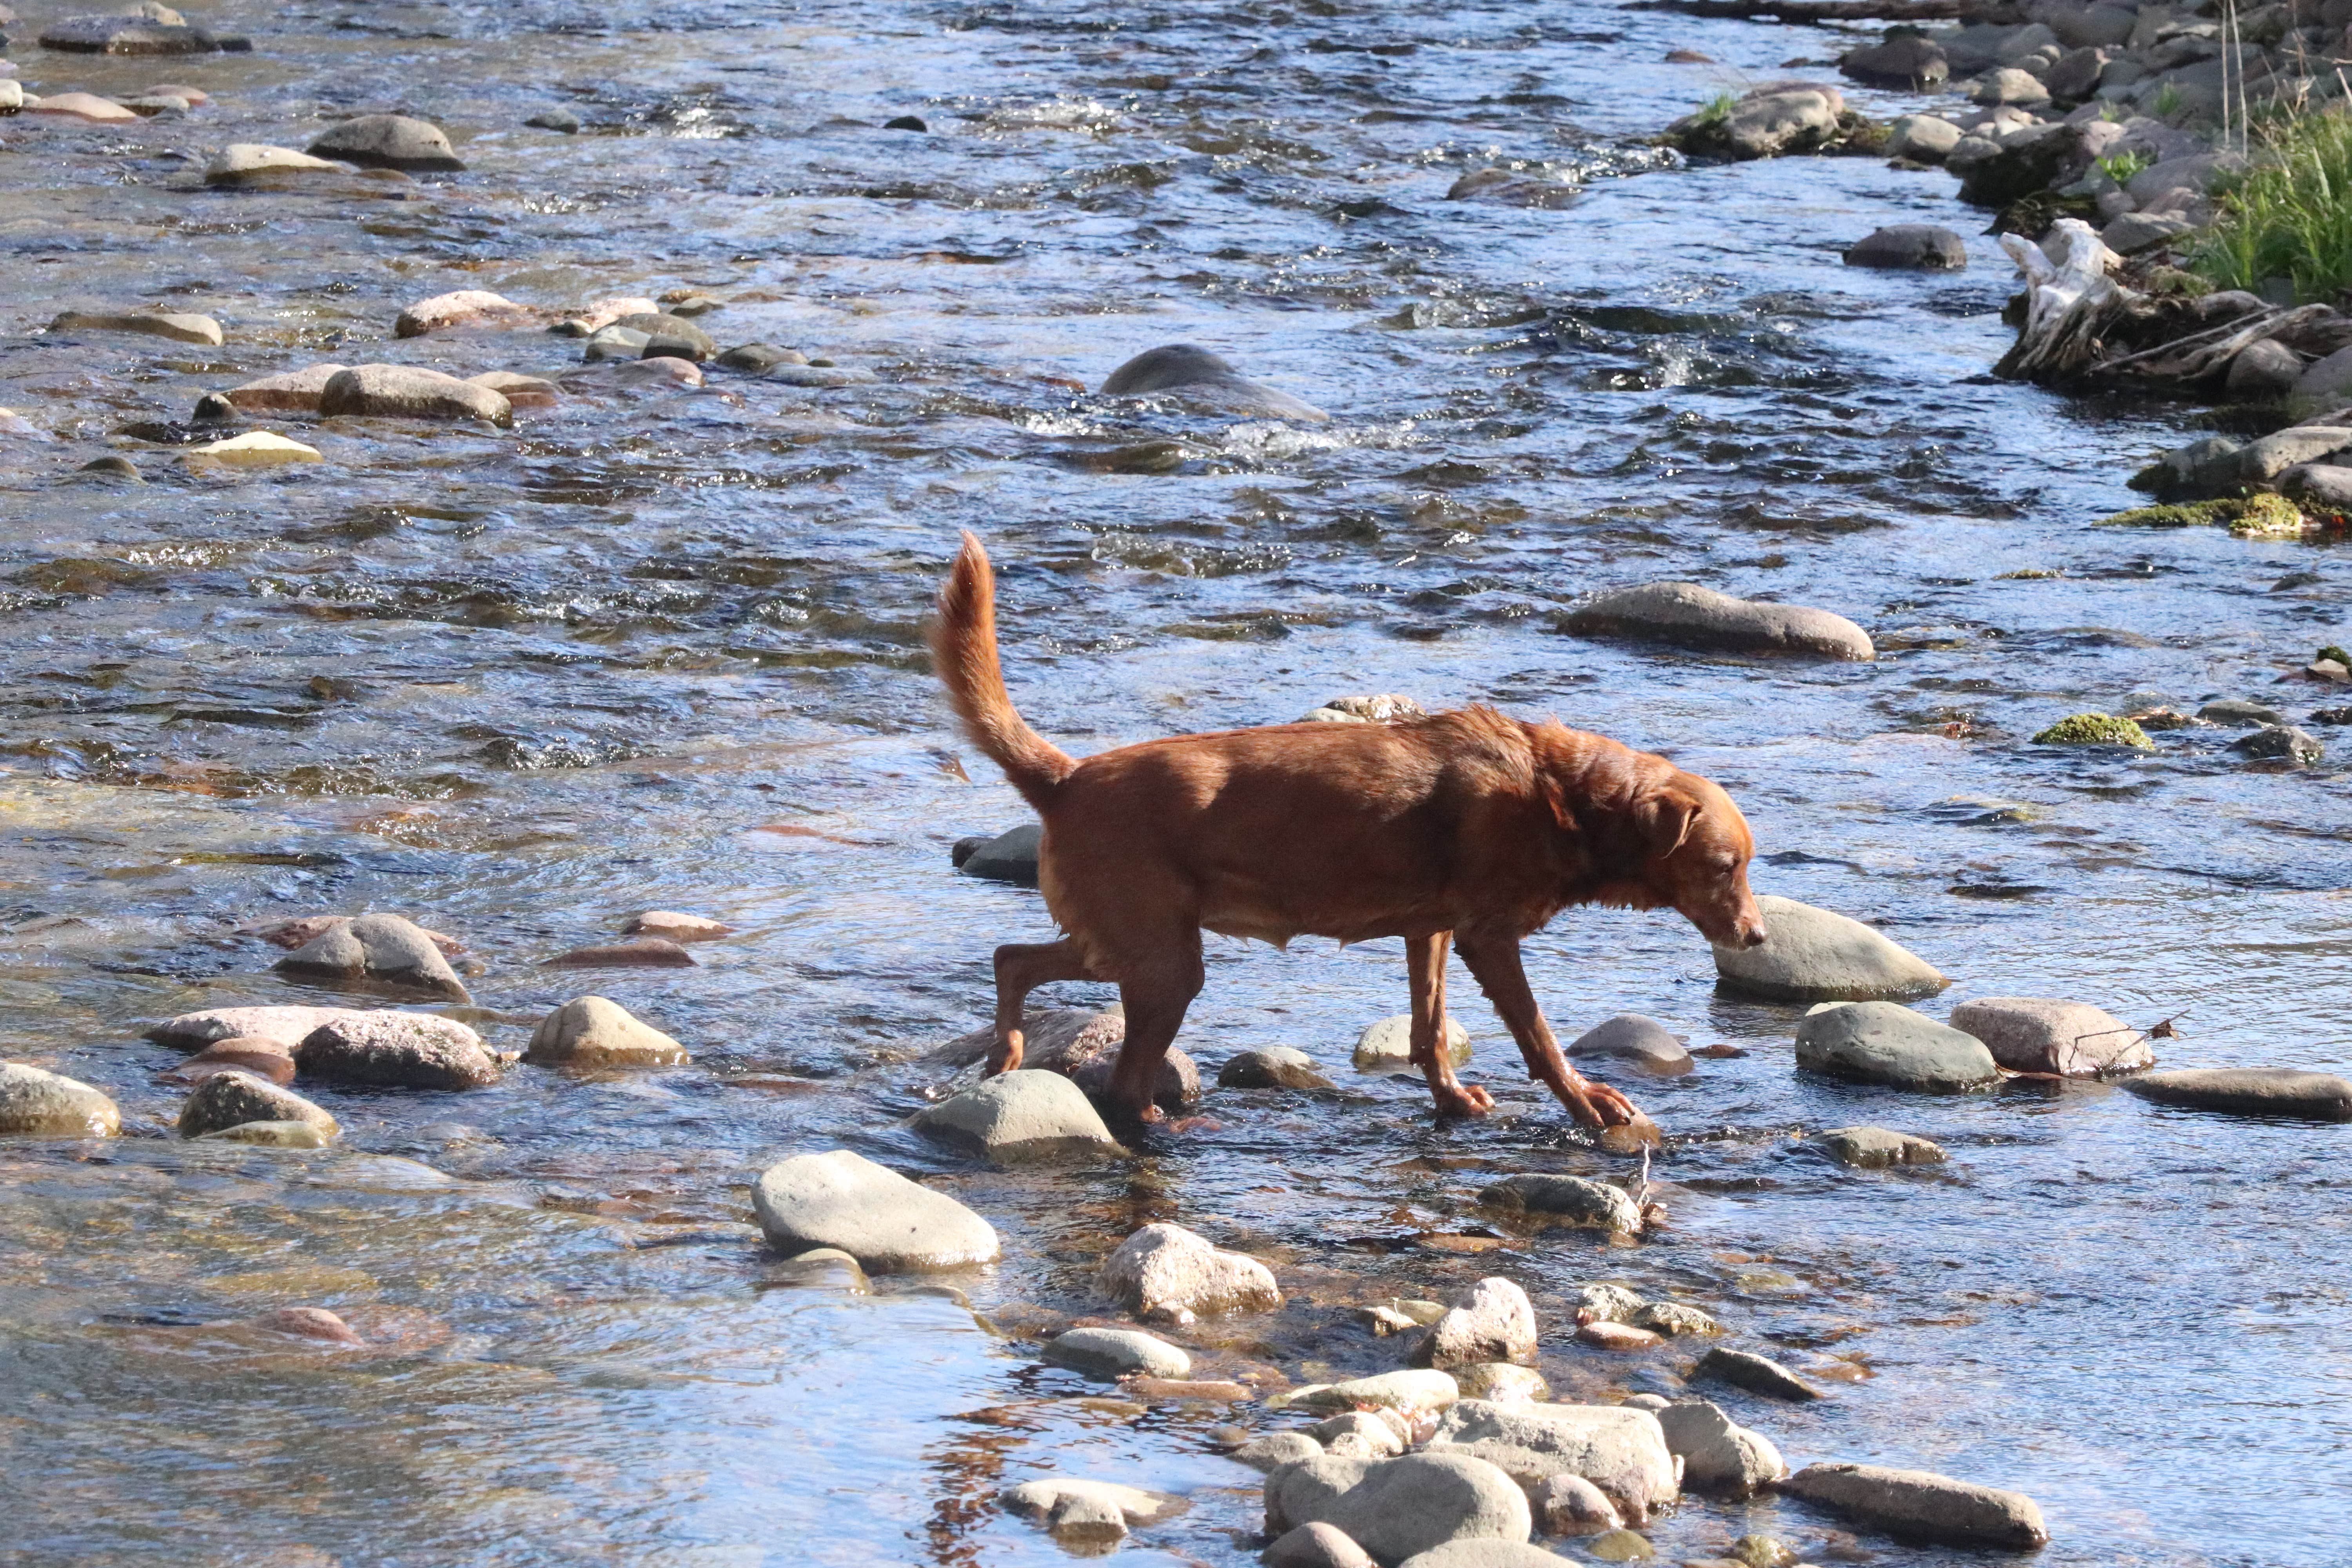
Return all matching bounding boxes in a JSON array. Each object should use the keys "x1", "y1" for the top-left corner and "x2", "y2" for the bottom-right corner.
[
  {"x1": 294, "y1": 1012, "x2": 500, "y2": 1090},
  {"x1": 274, "y1": 913, "x2": 471, "y2": 1000},
  {"x1": 1714, "y1": 897, "x2": 1948, "y2": 1003},
  {"x1": 1780, "y1": 1462, "x2": 2048, "y2": 1548},
  {"x1": 1950, "y1": 996, "x2": 2151, "y2": 1076},
  {"x1": 0, "y1": 1062, "x2": 120, "y2": 1137},
  {"x1": 1099, "y1": 1222, "x2": 1280, "y2": 1322},
  {"x1": 752, "y1": 1149, "x2": 1000, "y2": 1270},
  {"x1": 1565, "y1": 1014, "x2": 1693, "y2": 1076},
  {"x1": 177, "y1": 1070, "x2": 338, "y2": 1140},
  {"x1": 1479, "y1": 1175, "x2": 1642, "y2": 1234},
  {"x1": 1815, "y1": 1125, "x2": 1947, "y2": 1169},
  {"x1": 1795, "y1": 1002, "x2": 2002, "y2": 1092},
  {"x1": 1267, "y1": 1452, "x2": 1532, "y2": 1563},
  {"x1": 1693, "y1": 1347, "x2": 1822, "y2": 1403},
  {"x1": 1423, "y1": 1400, "x2": 1680, "y2": 1524},
  {"x1": 912, "y1": 1069, "x2": 1122, "y2": 1160},
  {"x1": 2123, "y1": 1068, "x2": 2352, "y2": 1120},
  {"x1": 525, "y1": 996, "x2": 689, "y2": 1068},
  {"x1": 1563, "y1": 582, "x2": 1873, "y2": 660}
]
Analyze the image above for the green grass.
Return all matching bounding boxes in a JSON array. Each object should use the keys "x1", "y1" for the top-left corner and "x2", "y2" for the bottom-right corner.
[
  {"x1": 2151, "y1": 82, "x2": 2185, "y2": 119},
  {"x1": 2189, "y1": 106, "x2": 2352, "y2": 302},
  {"x1": 2096, "y1": 149, "x2": 2152, "y2": 186},
  {"x1": 1695, "y1": 91, "x2": 1738, "y2": 125}
]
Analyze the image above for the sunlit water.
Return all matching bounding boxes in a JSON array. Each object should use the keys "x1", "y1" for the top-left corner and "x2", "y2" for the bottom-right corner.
[{"x1": 2, "y1": 2, "x2": 2348, "y2": 1564}]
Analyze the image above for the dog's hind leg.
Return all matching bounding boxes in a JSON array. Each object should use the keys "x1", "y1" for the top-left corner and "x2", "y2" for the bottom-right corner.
[
  {"x1": 1406, "y1": 931, "x2": 1493, "y2": 1118},
  {"x1": 1103, "y1": 933, "x2": 1204, "y2": 1124},
  {"x1": 989, "y1": 937, "x2": 1094, "y2": 1074},
  {"x1": 1454, "y1": 929, "x2": 1641, "y2": 1129}
]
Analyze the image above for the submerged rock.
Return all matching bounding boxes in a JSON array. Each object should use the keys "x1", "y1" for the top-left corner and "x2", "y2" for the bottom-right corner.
[
  {"x1": 1099, "y1": 343, "x2": 1329, "y2": 422},
  {"x1": 0, "y1": 1062, "x2": 120, "y2": 1137},
  {"x1": 752, "y1": 1148, "x2": 1000, "y2": 1270},
  {"x1": 1795, "y1": 1002, "x2": 2000, "y2": 1092},
  {"x1": 543, "y1": 938, "x2": 696, "y2": 968},
  {"x1": 185, "y1": 432, "x2": 323, "y2": 466},
  {"x1": 526, "y1": 996, "x2": 689, "y2": 1068},
  {"x1": 51, "y1": 309, "x2": 222, "y2": 345},
  {"x1": 1100, "y1": 1221, "x2": 1280, "y2": 1322},
  {"x1": 1565, "y1": 1015, "x2": 1692, "y2": 1077},
  {"x1": 1000, "y1": 1476, "x2": 1184, "y2": 1541},
  {"x1": 1219, "y1": 1046, "x2": 1336, "y2": 1090},
  {"x1": 1815, "y1": 1125, "x2": 1946, "y2": 1168},
  {"x1": 1653, "y1": 1400, "x2": 1784, "y2": 1494},
  {"x1": 320, "y1": 365, "x2": 511, "y2": 425},
  {"x1": 1667, "y1": 83, "x2": 1844, "y2": 161},
  {"x1": 2233, "y1": 724, "x2": 2323, "y2": 764},
  {"x1": 1844, "y1": 225, "x2": 1967, "y2": 270},
  {"x1": 625, "y1": 910, "x2": 733, "y2": 940},
  {"x1": 221, "y1": 364, "x2": 348, "y2": 414},
  {"x1": 1416, "y1": 1277, "x2": 1539, "y2": 1369},
  {"x1": 1043, "y1": 1325, "x2": 1191, "y2": 1379},
  {"x1": 178, "y1": 1070, "x2": 338, "y2": 1140},
  {"x1": 1355, "y1": 1013, "x2": 1472, "y2": 1073},
  {"x1": 1780, "y1": 1462, "x2": 2048, "y2": 1548},
  {"x1": 200, "y1": 1119, "x2": 334, "y2": 1148},
  {"x1": 1692, "y1": 1347, "x2": 1821, "y2": 1402},
  {"x1": 913, "y1": 1069, "x2": 1122, "y2": 1160},
  {"x1": 276, "y1": 912, "x2": 471, "y2": 1000},
  {"x1": 296, "y1": 1012, "x2": 499, "y2": 1090},
  {"x1": 958, "y1": 821, "x2": 1041, "y2": 885},
  {"x1": 2123, "y1": 1068, "x2": 2352, "y2": 1121},
  {"x1": 1267, "y1": 1452, "x2": 1532, "y2": 1563},
  {"x1": 205, "y1": 143, "x2": 348, "y2": 185},
  {"x1": 309, "y1": 114, "x2": 464, "y2": 172},
  {"x1": 1479, "y1": 1174, "x2": 1642, "y2": 1234},
  {"x1": 394, "y1": 289, "x2": 533, "y2": 337},
  {"x1": 1423, "y1": 1400, "x2": 1680, "y2": 1524},
  {"x1": 1713, "y1": 895, "x2": 1947, "y2": 1003},
  {"x1": 1949, "y1": 996, "x2": 2151, "y2": 1076},
  {"x1": 1563, "y1": 582, "x2": 1873, "y2": 660}
]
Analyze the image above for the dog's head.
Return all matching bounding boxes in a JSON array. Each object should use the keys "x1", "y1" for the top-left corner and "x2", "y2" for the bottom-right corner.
[{"x1": 1628, "y1": 770, "x2": 1766, "y2": 949}]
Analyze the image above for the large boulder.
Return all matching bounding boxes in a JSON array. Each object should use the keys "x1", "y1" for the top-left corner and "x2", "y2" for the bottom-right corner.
[
  {"x1": 1713, "y1": 895, "x2": 1946, "y2": 1003},
  {"x1": 526, "y1": 996, "x2": 689, "y2": 1068},
  {"x1": 1563, "y1": 583, "x2": 1873, "y2": 660},
  {"x1": 295, "y1": 1012, "x2": 500, "y2": 1089},
  {"x1": 0, "y1": 1062, "x2": 120, "y2": 1137},
  {"x1": 751, "y1": 1149, "x2": 1000, "y2": 1270},
  {"x1": 308, "y1": 114, "x2": 465, "y2": 172},
  {"x1": 1099, "y1": 343, "x2": 1328, "y2": 423},
  {"x1": 1653, "y1": 1400, "x2": 1784, "y2": 1495},
  {"x1": 1795, "y1": 1002, "x2": 2001, "y2": 1092},
  {"x1": 177, "y1": 1071, "x2": 338, "y2": 1140},
  {"x1": 1564, "y1": 1014, "x2": 1691, "y2": 1076},
  {"x1": 1267, "y1": 1453, "x2": 1532, "y2": 1564},
  {"x1": 1780, "y1": 1463, "x2": 2048, "y2": 1548},
  {"x1": 1044, "y1": 1325, "x2": 1191, "y2": 1379},
  {"x1": 320, "y1": 365, "x2": 512, "y2": 426},
  {"x1": 1670, "y1": 83, "x2": 1844, "y2": 160},
  {"x1": 911, "y1": 1070, "x2": 1122, "y2": 1160},
  {"x1": 276, "y1": 912, "x2": 472, "y2": 1000},
  {"x1": 1422, "y1": 1400, "x2": 1679, "y2": 1524},
  {"x1": 1415, "y1": 1277, "x2": 1538, "y2": 1368},
  {"x1": 1949, "y1": 996, "x2": 2150, "y2": 1076},
  {"x1": 1098, "y1": 1222, "x2": 1281, "y2": 1322},
  {"x1": 1477, "y1": 1174, "x2": 1642, "y2": 1234},
  {"x1": 1844, "y1": 225, "x2": 1967, "y2": 270},
  {"x1": 2122, "y1": 1068, "x2": 2352, "y2": 1121}
]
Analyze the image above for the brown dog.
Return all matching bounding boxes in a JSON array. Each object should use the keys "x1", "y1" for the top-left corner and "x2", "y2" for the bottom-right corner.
[{"x1": 930, "y1": 532, "x2": 1768, "y2": 1128}]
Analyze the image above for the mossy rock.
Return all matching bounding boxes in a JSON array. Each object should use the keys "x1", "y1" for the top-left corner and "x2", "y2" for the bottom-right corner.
[
  {"x1": 2033, "y1": 713, "x2": 2156, "y2": 749},
  {"x1": 1829, "y1": 111, "x2": 1892, "y2": 156},
  {"x1": 1991, "y1": 189, "x2": 2100, "y2": 238},
  {"x1": 2321, "y1": 644, "x2": 2351, "y2": 667},
  {"x1": 2095, "y1": 494, "x2": 2306, "y2": 536}
]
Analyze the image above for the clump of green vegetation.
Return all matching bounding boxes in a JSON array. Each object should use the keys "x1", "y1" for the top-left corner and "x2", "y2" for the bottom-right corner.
[
  {"x1": 2096, "y1": 149, "x2": 2153, "y2": 185},
  {"x1": 2033, "y1": 713, "x2": 2157, "y2": 749},
  {"x1": 2096, "y1": 494, "x2": 2306, "y2": 535},
  {"x1": 2189, "y1": 106, "x2": 2352, "y2": 303},
  {"x1": 1695, "y1": 91, "x2": 1739, "y2": 126},
  {"x1": 2151, "y1": 82, "x2": 2185, "y2": 120},
  {"x1": 2319, "y1": 644, "x2": 2352, "y2": 667}
]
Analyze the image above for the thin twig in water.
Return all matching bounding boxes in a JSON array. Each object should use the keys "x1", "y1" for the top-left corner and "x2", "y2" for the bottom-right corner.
[{"x1": 1636, "y1": 1143, "x2": 1654, "y2": 1210}]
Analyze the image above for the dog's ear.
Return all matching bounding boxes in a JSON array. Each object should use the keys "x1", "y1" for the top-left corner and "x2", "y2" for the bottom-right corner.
[{"x1": 1641, "y1": 786, "x2": 1701, "y2": 859}]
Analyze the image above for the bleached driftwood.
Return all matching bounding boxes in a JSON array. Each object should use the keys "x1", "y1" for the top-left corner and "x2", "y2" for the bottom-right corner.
[{"x1": 1995, "y1": 219, "x2": 2136, "y2": 382}]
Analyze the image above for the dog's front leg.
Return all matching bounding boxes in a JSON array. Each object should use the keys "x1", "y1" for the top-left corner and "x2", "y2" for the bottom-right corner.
[
  {"x1": 1454, "y1": 929, "x2": 1642, "y2": 1130},
  {"x1": 1406, "y1": 931, "x2": 1493, "y2": 1119}
]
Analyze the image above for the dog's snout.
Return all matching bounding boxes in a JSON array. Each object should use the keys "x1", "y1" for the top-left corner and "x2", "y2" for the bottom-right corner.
[{"x1": 1731, "y1": 915, "x2": 1768, "y2": 950}]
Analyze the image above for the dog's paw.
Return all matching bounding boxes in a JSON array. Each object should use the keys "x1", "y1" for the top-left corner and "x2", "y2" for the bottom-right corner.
[{"x1": 1430, "y1": 1082, "x2": 1495, "y2": 1119}]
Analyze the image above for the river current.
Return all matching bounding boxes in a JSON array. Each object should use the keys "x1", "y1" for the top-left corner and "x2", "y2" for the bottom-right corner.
[{"x1": 2, "y1": 2, "x2": 2348, "y2": 1565}]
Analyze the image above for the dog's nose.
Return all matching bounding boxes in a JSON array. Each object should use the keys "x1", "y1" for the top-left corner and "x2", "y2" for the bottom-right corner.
[{"x1": 1733, "y1": 914, "x2": 1768, "y2": 949}]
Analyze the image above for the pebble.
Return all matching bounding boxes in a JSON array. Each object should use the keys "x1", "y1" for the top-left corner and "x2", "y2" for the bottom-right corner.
[
  {"x1": 1423, "y1": 1399, "x2": 1681, "y2": 1524},
  {"x1": 394, "y1": 289, "x2": 533, "y2": 338},
  {"x1": 2122, "y1": 1067, "x2": 2352, "y2": 1121},
  {"x1": 1693, "y1": 1347, "x2": 1822, "y2": 1403},
  {"x1": 1654, "y1": 1400, "x2": 1785, "y2": 1495},
  {"x1": 1267, "y1": 1452, "x2": 1531, "y2": 1563},
  {"x1": 0, "y1": 1061, "x2": 120, "y2": 1136},
  {"x1": 1099, "y1": 342, "x2": 1329, "y2": 422},
  {"x1": 1949, "y1": 996, "x2": 2151, "y2": 1076},
  {"x1": 543, "y1": 937, "x2": 696, "y2": 968},
  {"x1": 912, "y1": 1069, "x2": 1122, "y2": 1160},
  {"x1": 1779, "y1": 1462, "x2": 2048, "y2": 1548},
  {"x1": 624, "y1": 910, "x2": 732, "y2": 940},
  {"x1": 466, "y1": 371, "x2": 559, "y2": 409},
  {"x1": 956, "y1": 820, "x2": 1040, "y2": 884},
  {"x1": 295, "y1": 1011, "x2": 501, "y2": 1090},
  {"x1": 205, "y1": 144, "x2": 348, "y2": 185},
  {"x1": 1269, "y1": 1520, "x2": 1377, "y2": 1568},
  {"x1": 1815, "y1": 1125, "x2": 1946, "y2": 1169},
  {"x1": 26, "y1": 89, "x2": 138, "y2": 122},
  {"x1": 308, "y1": 113, "x2": 464, "y2": 172},
  {"x1": 320, "y1": 365, "x2": 512, "y2": 425},
  {"x1": 1354, "y1": 1013, "x2": 1472, "y2": 1073},
  {"x1": 1565, "y1": 1014, "x2": 1693, "y2": 1077},
  {"x1": 1416, "y1": 1276, "x2": 1538, "y2": 1369},
  {"x1": 276, "y1": 912, "x2": 471, "y2": 999},
  {"x1": 1219, "y1": 1045, "x2": 1336, "y2": 1090},
  {"x1": 1563, "y1": 582, "x2": 1874, "y2": 660},
  {"x1": 526, "y1": 996, "x2": 689, "y2": 1068},
  {"x1": 1478, "y1": 1174, "x2": 1642, "y2": 1234},
  {"x1": 1042, "y1": 1325, "x2": 1191, "y2": 1379},
  {"x1": 1529, "y1": 1472, "x2": 1621, "y2": 1535},
  {"x1": 186, "y1": 431, "x2": 322, "y2": 465},
  {"x1": 50, "y1": 309, "x2": 222, "y2": 345},
  {"x1": 1098, "y1": 1221, "x2": 1281, "y2": 1323},
  {"x1": 1843, "y1": 224, "x2": 1967, "y2": 269},
  {"x1": 222, "y1": 364, "x2": 348, "y2": 413},
  {"x1": 177, "y1": 1070, "x2": 338, "y2": 1140},
  {"x1": 1713, "y1": 895, "x2": 1948, "y2": 1003},
  {"x1": 752, "y1": 1148, "x2": 1000, "y2": 1270}
]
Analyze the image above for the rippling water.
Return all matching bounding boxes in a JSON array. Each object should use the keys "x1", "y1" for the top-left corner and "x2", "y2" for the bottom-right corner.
[{"x1": 4, "y1": 2, "x2": 2349, "y2": 1564}]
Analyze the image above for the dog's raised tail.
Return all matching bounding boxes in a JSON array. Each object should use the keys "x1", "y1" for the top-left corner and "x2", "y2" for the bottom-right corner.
[{"x1": 929, "y1": 531, "x2": 1077, "y2": 811}]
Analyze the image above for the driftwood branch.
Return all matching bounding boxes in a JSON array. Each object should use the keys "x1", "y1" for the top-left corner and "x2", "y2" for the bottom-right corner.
[{"x1": 1626, "y1": 0, "x2": 2007, "y2": 23}]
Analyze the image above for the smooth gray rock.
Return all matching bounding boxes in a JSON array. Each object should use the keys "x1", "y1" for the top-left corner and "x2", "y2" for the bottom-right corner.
[
  {"x1": 1099, "y1": 1222, "x2": 1281, "y2": 1323},
  {"x1": 1000, "y1": 1476, "x2": 1183, "y2": 1537},
  {"x1": 1415, "y1": 1276, "x2": 1539, "y2": 1369},
  {"x1": 2224, "y1": 338, "x2": 2303, "y2": 400},
  {"x1": 276, "y1": 912, "x2": 472, "y2": 999},
  {"x1": 621, "y1": 313, "x2": 715, "y2": 362},
  {"x1": 1844, "y1": 225, "x2": 1967, "y2": 270},
  {"x1": 2132, "y1": 433, "x2": 2245, "y2": 499},
  {"x1": 1796, "y1": 1002, "x2": 2001, "y2": 1092},
  {"x1": 2292, "y1": 344, "x2": 2352, "y2": 409},
  {"x1": 1565, "y1": 1014, "x2": 1693, "y2": 1076},
  {"x1": 912, "y1": 1069, "x2": 1121, "y2": 1160},
  {"x1": 2234, "y1": 724, "x2": 2323, "y2": 763},
  {"x1": 1653, "y1": 1400, "x2": 1785, "y2": 1494},
  {"x1": 1240, "y1": 1432, "x2": 1328, "y2": 1470},
  {"x1": 1780, "y1": 1463, "x2": 2048, "y2": 1548},
  {"x1": 526, "y1": 995, "x2": 688, "y2": 1067},
  {"x1": 1043, "y1": 1325, "x2": 1191, "y2": 1379},
  {"x1": 959, "y1": 821, "x2": 1041, "y2": 885},
  {"x1": 1269, "y1": 1520, "x2": 1378, "y2": 1568},
  {"x1": 205, "y1": 143, "x2": 349, "y2": 185},
  {"x1": 1564, "y1": 582, "x2": 1873, "y2": 660},
  {"x1": 2101, "y1": 210, "x2": 2198, "y2": 258},
  {"x1": 1479, "y1": 1175, "x2": 1641, "y2": 1234},
  {"x1": 716, "y1": 342, "x2": 807, "y2": 372},
  {"x1": 177, "y1": 1070, "x2": 338, "y2": 1139},
  {"x1": 1099, "y1": 343, "x2": 1328, "y2": 423},
  {"x1": 1219, "y1": 1046, "x2": 1336, "y2": 1090},
  {"x1": 1815, "y1": 1125, "x2": 1946, "y2": 1168},
  {"x1": 525, "y1": 108, "x2": 581, "y2": 132},
  {"x1": 1885, "y1": 114, "x2": 1963, "y2": 162},
  {"x1": 1714, "y1": 896, "x2": 1947, "y2": 1003},
  {"x1": 2123, "y1": 1068, "x2": 2352, "y2": 1121},
  {"x1": 752, "y1": 1149, "x2": 1000, "y2": 1270},
  {"x1": 1422, "y1": 1400, "x2": 1679, "y2": 1524},
  {"x1": 1312, "y1": 1411, "x2": 1409, "y2": 1458},
  {"x1": 198, "y1": 1119, "x2": 334, "y2": 1148},
  {"x1": 1628, "y1": 1301, "x2": 1719, "y2": 1339},
  {"x1": 1949, "y1": 996, "x2": 2150, "y2": 1076},
  {"x1": 1693, "y1": 1347, "x2": 1821, "y2": 1402},
  {"x1": 296, "y1": 1011, "x2": 499, "y2": 1090},
  {"x1": 2279, "y1": 463, "x2": 2352, "y2": 508},
  {"x1": 308, "y1": 114, "x2": 464, "y2": 172},
  {"x1": 0, "y1": 1062, "x2": 120, "y2": 1137},
  {"x1": 1268, "y1": 1452, "x2": 1532, "y2": 1564},
  {"x1": 1973, "y1": 65, "x2": 2051, "y2": 105},
  {"x1": 584, "y1": 325, "x2": 653, "y2": 362},
  {"x1": 1841, "y1": 35, "x2": 1948, "y2": 86},
  {"x1": 1286, "y1": 1370, "x2": 1460, "y2": 1416},
  {"x1": 934, "y1": 1004, "x2": 1196, "y2": 1113},
  {"x1": 765, "y1": 363, "x2": 877, "y2": 388},
  {"x1": 1355, "y1": 1013, "x2": 1472, "y2": 1073},
  {"x1": 1528, "y1": 1472, "x2": 1621, "y2": 1535},
  {"x1": 40, "y1": 13, "x2": 231, "y2": 52},
  {"x1": 1675, "y1": 84, "x2": 1843, "y2": 160},
  {"x1": 1397, "y1": 1544, "x2": 1574, "y2": 1568},
  {"x1": 2238, "y1": 426, "x2": 2352, "y2": 484},
  {"x1": 320, "y1": 365, "x2": 511, "y2": 426},
  {"x1": 2198, "y1": 697, "x2": 2285, "y2": 727}
]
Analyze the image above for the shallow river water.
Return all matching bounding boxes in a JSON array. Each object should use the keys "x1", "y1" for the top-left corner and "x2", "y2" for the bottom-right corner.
[{"x1": 3, "y1": 2, "x2": 2349, "y2": 1565}]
